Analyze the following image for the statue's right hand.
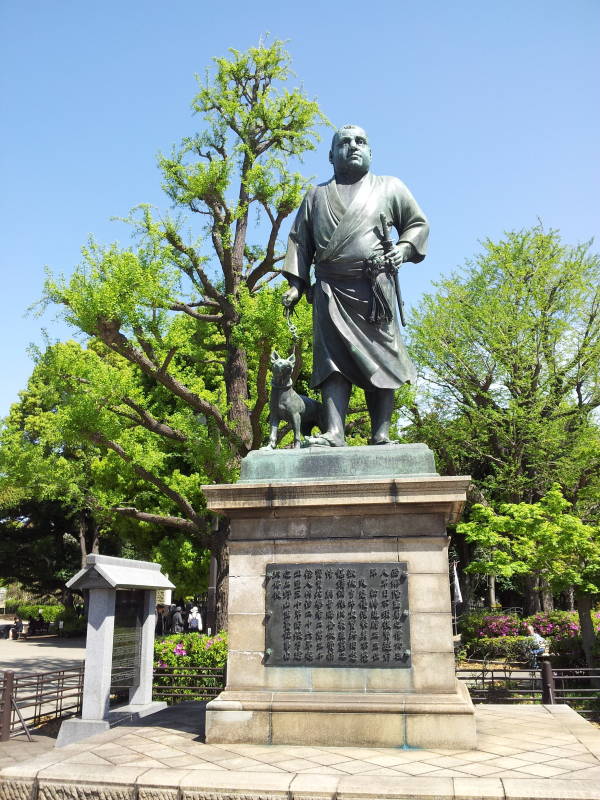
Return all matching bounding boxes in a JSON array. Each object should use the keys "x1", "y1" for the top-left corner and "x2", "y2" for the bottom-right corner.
[{"x1": 282, "y1": 285, "x2": 300, "y2": 310}]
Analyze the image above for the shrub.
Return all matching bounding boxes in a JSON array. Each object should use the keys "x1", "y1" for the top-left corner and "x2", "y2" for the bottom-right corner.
[
  {"x1": 154, "y1": 632, "x2": 228, "y2": 669},
  {"x1": 458, "y1": 611, "x2": 491, "y2": 642},
  {"x1": 525, "y1": 611, "x2": 581, "y2": 640},
  {"x1": 153, "y1": 632, "x2": 228, "y2": 703},
  {"x1": 17, "y1": 604, "x2": 65, "y2": 623},
  {"x1": 460, "y1": 612, "x2": 525, "y2": 643},
  {"x1": 476, "y1": 614, "x2": 526, "y2": 638},
  {"x1": 56, "y1": 606, "x2": 86, "y2": 637},
  {"x1": 467, "y1": 635, "x2": 533, "y2": 662}
]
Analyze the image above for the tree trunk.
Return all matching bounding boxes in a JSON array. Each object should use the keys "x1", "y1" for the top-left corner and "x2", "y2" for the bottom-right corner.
[
  {"x1": 487, "y1": 574, "x2": 497, "y2": 608},
  {"x1": 78, "y1": 511, "x2": 88, "y2": 569},
  {"x1": 223, "y1": 333, "x2": 253, "y2": 452},
  {"x1": 78, "y1": 510, "x2": 100, "y2": 568},
  {"x1": 540, "y1": 580, "x2": 554, "y2": 612},
  {"x1": 213, "y1": 524, "x2": 230, "y2": 633},
  {"x1": 567, "y1": 586, "x2": 575, "y2": 611},
  {"x1": 523, "y1": 574, "x2": 542, "y2": 614},
  {"x1": 575, "y1": 590, "x2": 598, "y2": 669}
]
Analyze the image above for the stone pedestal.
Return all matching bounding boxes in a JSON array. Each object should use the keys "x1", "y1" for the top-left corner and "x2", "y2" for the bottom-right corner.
[{"x1": 203, "y1": 444, "x2": 476, "y2": 749}]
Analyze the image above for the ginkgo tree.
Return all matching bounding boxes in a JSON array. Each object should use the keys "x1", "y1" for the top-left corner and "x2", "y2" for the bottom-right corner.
[
  {"x1": 458, "y1": 486, "x2": 600, "y2": 667},
  {"x1": 4, "y1": 41, "x2": 326, "y2": 623}
]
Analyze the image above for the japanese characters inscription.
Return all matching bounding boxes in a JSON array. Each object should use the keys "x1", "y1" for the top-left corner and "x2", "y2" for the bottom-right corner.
[
  {"x1": 111, "y1": 589, "x2": 143, "y2": 689},
  {"x1": 265, "y1": 562, "x2": 410, "y2": 668}
]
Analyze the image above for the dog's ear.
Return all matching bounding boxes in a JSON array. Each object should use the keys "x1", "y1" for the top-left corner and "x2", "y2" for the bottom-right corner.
[
  {"x1": 289, "y1": 352, "x2": 296, "y2": 366},
  {"x1": 271, "y1": 350, "x2": 279, "y2": 362}
]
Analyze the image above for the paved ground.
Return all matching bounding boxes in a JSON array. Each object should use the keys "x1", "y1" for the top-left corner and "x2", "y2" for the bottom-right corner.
[
  {"x1": 1, "y1": 703, "x2": 600, "y2": 799},
  {"x1": 0, "y1": 635, "x2": 85, "y2": 674}
]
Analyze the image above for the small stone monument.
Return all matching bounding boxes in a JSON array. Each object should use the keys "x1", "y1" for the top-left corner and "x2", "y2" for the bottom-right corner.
[
  {"x1": 56, "y1": 554, "x2": 174, "y2": 747},
  {"x1": 203, "y1": 445, "x2": 476, "y2": 749}
]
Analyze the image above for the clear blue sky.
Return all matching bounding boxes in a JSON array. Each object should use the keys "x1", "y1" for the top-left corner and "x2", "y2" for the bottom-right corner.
[{"x1": 1, "y1": 0, "x2": 598, "y2": 417}]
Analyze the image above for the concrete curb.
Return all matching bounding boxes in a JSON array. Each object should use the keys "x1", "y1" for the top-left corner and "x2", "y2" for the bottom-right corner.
[{"x1": 2, "y1": 763, "x2": 600, "y2": 800}]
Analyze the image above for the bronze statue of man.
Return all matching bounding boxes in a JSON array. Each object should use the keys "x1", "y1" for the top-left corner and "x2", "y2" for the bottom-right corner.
[{"x1": 281, "y1": 124, "x2": 429, "y2": 446}]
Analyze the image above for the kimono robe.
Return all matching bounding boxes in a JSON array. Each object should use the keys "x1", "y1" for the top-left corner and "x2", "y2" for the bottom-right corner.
[{"x1": 282, "y1": 173, "x2": 429, "y2": 391}]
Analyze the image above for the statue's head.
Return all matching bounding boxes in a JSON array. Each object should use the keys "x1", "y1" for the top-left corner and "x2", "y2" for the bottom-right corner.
[{"x1": 329, "y1": 124, "x2": 372, "y2": 181}]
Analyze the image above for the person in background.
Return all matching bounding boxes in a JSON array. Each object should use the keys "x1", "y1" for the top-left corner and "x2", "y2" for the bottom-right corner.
[
  {"x1": 10, "y1": 616, "x2": 23, "y2": 639},
  {"x1": 526, "y1": 623, "x2": 546, "y2": 666},
  {"x1": 188, "y1": 606, "x2": 202, "y2": 634},
  {"x1": 29, "y1": 610, "x2": 44, "y2": 636},
  {"x1": 165, "y1": 604, "x2": 176, "y2": 634},
  {"x1": 155, "y1": 604, "x2": 166, "y2": 637},
  {"x1": 171, "y1": 606, "x2": 184, "y2": 633}
]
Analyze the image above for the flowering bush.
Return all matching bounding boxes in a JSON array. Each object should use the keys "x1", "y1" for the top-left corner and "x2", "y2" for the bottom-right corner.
[
  {"x1": 475, "y1": 614, "x2": 526, "y2": 638},
  {"x1": 153, "y1": 632, "x2": 228, "y2": 703},
  {"x1": 525, "y1": 611, "x2": 581, "y2": 640},
  {"x1": 154, "y1": 631, "x2": 228, "y2": 669}
]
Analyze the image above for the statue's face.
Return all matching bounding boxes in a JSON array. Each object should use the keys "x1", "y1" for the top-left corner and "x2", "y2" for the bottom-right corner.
[
  {"x1": 329, "y1": 126, "x2": 372, "y2": 180},
  {"x1": 329, "y1": 127, "x2": 371, "y2": 179}
]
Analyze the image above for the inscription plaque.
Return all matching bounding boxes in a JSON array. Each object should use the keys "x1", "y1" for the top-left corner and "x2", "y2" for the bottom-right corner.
[
  {"x1": 111, "y1": 589, "x2": 144, "y2": 689},
  {"x1": 265, "y1": 562, "x2": 410, "y2": 668}
]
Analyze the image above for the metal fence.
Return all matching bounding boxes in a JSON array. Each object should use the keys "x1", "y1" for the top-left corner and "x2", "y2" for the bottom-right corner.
[
  {"x1": 0, "y1": 668, "x2": 84, "y2": 740},
  {"x1": 152, "y1": 666, "x2": 226, "y2": 704},
  {"x1": 552, "y1": 668, "x2": 600, "y2": 719},
  {"x1": 457, "y1": 661, "x2": 600, "y2": 719},
  {"x1": 3, "y1": 660, "x2": 597, "y2": 739}
]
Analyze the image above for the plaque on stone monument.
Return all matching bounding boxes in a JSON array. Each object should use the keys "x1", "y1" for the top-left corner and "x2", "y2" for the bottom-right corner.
[
  {"x1": 265, "y1": 562, "x2": 410, "y2": 668},
  {"x1": 111, "y1": 589, "x2": 144, "y2": 689}
]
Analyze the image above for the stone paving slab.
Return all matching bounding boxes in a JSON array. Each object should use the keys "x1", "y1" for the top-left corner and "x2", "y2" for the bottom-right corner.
[
  {"x1": 0, "y1": 635, "x2": 85, "y2": 673},
  {"x1": 1, "y1": 704, "x2": 600, "y2": 799}
]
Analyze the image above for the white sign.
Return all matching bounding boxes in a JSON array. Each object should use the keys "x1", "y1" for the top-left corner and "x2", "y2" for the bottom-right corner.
[{"x1": 0, "y1": 587, "x2": 6, "y2": 610}]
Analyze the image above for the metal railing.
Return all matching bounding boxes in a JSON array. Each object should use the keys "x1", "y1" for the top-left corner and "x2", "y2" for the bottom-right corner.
[
  {"x1": 457, "y1": 659, "x2": 600, "y2": 719},
  {"x1": 0, "y1": 668, "x2": 84, "y2": 740},
  {"x1": 552, "y1": 668, "x2": 600, "y2": 719},
  {"x1": 152, "y1": 666, "x2": 226, "y2": 704}
]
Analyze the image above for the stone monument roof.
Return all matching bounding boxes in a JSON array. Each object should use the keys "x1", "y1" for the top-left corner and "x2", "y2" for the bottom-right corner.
[{"x1": 66, "y1": 554, "x2": 174, "y2": 591}]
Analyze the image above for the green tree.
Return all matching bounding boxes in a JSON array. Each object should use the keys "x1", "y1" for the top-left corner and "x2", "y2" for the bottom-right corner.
[
  {"x1": 404, "y1": 226, "x2": 600, "y2": 610},
  {"x1": 458, "y1": 486, "x2": 600, "y2": 667},
  {"x1": 20, "y1": 41, "x2": 325, "y2": 624},
  {"x1": 406, "y1": 226, "x2": 600, "y2": 505}
]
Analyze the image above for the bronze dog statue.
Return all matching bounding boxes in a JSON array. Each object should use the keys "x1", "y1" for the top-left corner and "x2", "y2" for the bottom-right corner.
[{"x1": 263, "y1": 351, "x2": 325, "y2": 449}]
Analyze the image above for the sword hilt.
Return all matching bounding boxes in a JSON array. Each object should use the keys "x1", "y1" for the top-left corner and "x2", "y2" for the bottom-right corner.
[{"x1": 380, "y1": 213, "x2": 394, "y2": 255}]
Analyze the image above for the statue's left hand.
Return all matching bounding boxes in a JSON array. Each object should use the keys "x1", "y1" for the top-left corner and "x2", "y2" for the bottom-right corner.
[{"x1": 282, "y1": 284, "x2": 300, "y2": 311}]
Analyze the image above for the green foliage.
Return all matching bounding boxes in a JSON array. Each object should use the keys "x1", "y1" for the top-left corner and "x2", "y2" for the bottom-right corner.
[
  {"x1": 154, "y1": 631, "x2": 228, "y2": 669},
  {"x1": 13, "y1": 40, "x2": 330, "y2": 607},
  {"x1": 459, "y1": 611, "x2": 495, "y2": 642},
  {"x1": 16, "y1": 604, "x2": 65, "y2": 622},
  {"x1": 151, "y1": 534, "x2": 211, "y2": 598},
  {"x1": 467, "y1": 635, "x2": 533, "y2": 662},
  {"x1": 405, "y1": 226, "x2": 600, "y2": 510},
  {"x1": 57, "y1": 606, "x2": 87, "y2": 637},
  {"x1": 153, "y1": 632, "x2": 228, "y2": 703},
  {"x1": 458, "y1": 486, "x2": 600, "y2": 595}
]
